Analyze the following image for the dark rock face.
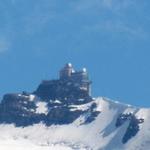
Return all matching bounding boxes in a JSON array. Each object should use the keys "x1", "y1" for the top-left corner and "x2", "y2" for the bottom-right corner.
[
  {"x1": 34, "y1": 79, "x2": 91, "y2": 103},
  {"x1": 45, "y1": 105, "x2": 100, "y2": 126},
  {"x1": 116, "y1": 113, "x2": 144, "y2": 144},
  {"x1": 0, "y1": 94, "x2": 42, "y2": 126},
  {"x1": 0, "y1": 93, "x2": 100, "y2": 127},
  {"x1": 83, "y1": 103, "x2": 100, "y2": 124}
]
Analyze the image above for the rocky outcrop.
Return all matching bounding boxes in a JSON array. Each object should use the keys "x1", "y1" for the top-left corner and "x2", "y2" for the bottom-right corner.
[
  {"x1": 34, "y1": 79, "x2": 91, "y2": 103},
  {"x1": 116, "y1": 113, "x2": 144, "y2": 143},
  {"x1": 0, "y1": 92, "x2": 99, "y2": 127}
]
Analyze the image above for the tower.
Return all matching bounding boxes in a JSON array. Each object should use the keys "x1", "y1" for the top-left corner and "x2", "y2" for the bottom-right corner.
[
  {"x1": 59, "y1": 63, "x2": 73, "y2": 79},
  {"x1": 80, "y1": 68, "x2": 92, "y2": 96}
]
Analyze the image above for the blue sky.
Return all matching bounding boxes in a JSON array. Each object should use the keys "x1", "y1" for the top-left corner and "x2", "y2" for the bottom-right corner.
[{"x1": 0, "y1": 0, "x2": 150, "y2": 107}]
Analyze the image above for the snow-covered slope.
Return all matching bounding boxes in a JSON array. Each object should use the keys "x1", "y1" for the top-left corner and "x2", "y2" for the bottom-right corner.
[{"x1": 0, "y1": 97, "x2": 150, "y2": 150}]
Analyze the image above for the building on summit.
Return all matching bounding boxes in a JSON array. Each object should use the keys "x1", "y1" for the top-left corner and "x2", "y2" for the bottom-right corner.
[
  {"x1": 35, "y1": 63, "x2": 92, "y2": 101},
  {"x1": 59, "y1": 63, "x2": 91, "y2": 96}
]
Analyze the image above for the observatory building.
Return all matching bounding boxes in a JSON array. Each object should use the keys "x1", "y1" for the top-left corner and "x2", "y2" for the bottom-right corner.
[
  {"x1": 59, "y1": 63, "x2": 91, "y2": 95},
  {"x1": 35, "y1": 63, "x2": 92, "y2": 101}
]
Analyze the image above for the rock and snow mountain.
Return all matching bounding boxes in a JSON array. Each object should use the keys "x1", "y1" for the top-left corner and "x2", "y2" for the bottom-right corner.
[
  {"x1": 0, "y1": 96, "x2": 149, "y2": 150},
  {"x1": 0, "y1": 64, "x2": 149, "y2": 150}
]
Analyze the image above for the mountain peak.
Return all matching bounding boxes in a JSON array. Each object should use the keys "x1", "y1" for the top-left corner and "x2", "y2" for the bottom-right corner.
[{"x1": 0, "y1": 64, "x2": 149, "y2": 150}]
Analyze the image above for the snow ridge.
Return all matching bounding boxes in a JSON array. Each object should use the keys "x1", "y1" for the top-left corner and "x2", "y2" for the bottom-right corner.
[{"x1": 0, "y1": 97, "x2": 149, "y2": 150}]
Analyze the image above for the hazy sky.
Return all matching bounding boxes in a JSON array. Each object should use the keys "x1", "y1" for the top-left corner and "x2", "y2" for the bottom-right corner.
[{"x1": 0, "y1": 0, "x2": 150, "y2": 107}]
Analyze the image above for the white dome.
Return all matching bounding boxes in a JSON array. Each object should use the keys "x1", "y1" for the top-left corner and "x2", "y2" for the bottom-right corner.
[
  {"x1": 82, "y1": 68, "x2": 87, "y2": 72},
  {"x1": 66, "y1": 63, "x2": 72, "y2": 67},
  {"x1": 72, "y1": 69, "x2": 75, "y2": 73}
]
